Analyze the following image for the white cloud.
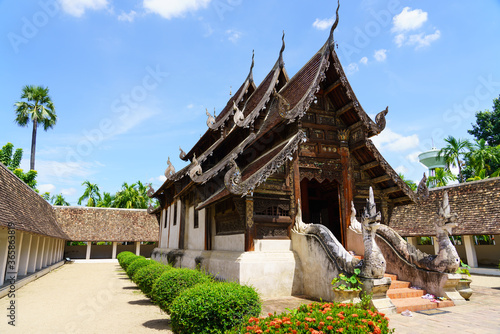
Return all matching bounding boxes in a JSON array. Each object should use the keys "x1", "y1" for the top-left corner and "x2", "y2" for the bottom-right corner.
[
  {"x1": 312, "y1": 17, "x2": 334, "y2": 31},
  {"x1": 345, "y1": 63, "x2": 359, "y2": 75},
  {"x1": 406, "y1": 151, "x2": 421, "y2": 163},
  {"x1": 38, "y1": 184, "x2": 56, "y2": 193},
  {"x1": 374, "y1": 49, "x2": 387, "y2": 62},
  {"x1": 391, "y1": 7, "x2": 440, "y2": 49},
  {"x1": 394, "y1": 165, "x2": 408, "y2": 175},
  {"x1": 371, "y1": 128, "x2": 420, "y2": 152},
  {"x1": 407, "y1": 30, "x2": 441, "y2": 49},
  {"x1": 35, "y1": 160, "x2": 102, "y2": 184},
  {"x1": 58, "y1": 0, "x2": 109, "y2": 17},
  {"x1": 360, "y1": 57, "x2": 368, "y2": 65},
  {"x1": 114, "y1": 107, "x2": 159, "y2": 136},
  {"x1": 61, "y1": 187, "x2": 77, "y2": 196},
  {"x1": 143, "y1": 0, "x2": 211, "y2": 19},
  {"x1": 226, "y1": 30, "x2": 241, "y2": 43},
  {"x1": 392, "y1": 7, "x2": 427, "y2": 33},
  {"x1": 118, "y1": 10, "x2": 137, "y2": 22}
]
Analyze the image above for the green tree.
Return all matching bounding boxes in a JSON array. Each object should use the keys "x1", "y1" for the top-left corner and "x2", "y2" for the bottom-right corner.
[
  {"x1": 42, "y1": 192, "x2": 51, "y2": 201},
  {"x1": 0, "y1": 142, "x2": 38, "y2": 189},
  {"x1": 97, "y1": 192, "x2": 115, "y2": 207},
  {"x1": 113, "y1": 181, "x2": 149, "y2": 209},
  {"x1": 78, "y1": 180, "x2": 101, "y2": 207},
  {"x1": 468, "y1": 95, "x2": 500, "y2": 146},
  {"x1": 52, "y1": 193, "x2": 70, "y2": 206},
  {"x1": 426, "y1": 168, "x2": 457, "y2": 188},
  {"x1": 14, "y1": 85, "x2": 57, "y2": 171},
  {"x1": 438, "y1": 136, "x2": 472, "y2": 183},
  {"x1": 398, "y1": 173, "x2": 417, "y2": 191}
]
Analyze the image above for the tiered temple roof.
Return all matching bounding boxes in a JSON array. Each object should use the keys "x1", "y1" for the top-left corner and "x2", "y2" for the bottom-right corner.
[{"x1": 151, "y1": 10, "x2": 415, "y2": 212}]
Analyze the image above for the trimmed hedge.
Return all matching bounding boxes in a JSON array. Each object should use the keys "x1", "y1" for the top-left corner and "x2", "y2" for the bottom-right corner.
[
  {"x1": 126, "y1": 258, "x2": 153, "y2": 279},
  {"x1": 170, "y1": 281, "x2": 261, "y2": 334},
  {"x1": 151, "y1": 268, "x2": 212, "y2": 313},
  {"x1": 133, "y1": 263, "x2": 172, "y2": 297},
  {"x1": 116, "y1": 251, "x2": 134, "y2": 262},
  {"x1": 121, "y1": 255, "x2": 144, "y2": 271}
]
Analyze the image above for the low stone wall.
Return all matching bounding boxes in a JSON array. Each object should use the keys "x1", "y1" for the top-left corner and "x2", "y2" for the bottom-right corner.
[{"x1": 152, "y1": 244, "x2": 299, "y2": 298}]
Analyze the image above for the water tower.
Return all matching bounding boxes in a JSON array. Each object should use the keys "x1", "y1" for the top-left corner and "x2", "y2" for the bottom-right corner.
[{"x1": 418, "y1": 148, "x2": 446, "y2": 178}]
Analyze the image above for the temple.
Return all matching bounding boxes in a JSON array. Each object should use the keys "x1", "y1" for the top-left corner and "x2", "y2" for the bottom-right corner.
[{"x1": 147, "y1": 7, "x2": 424, "y2": 299}]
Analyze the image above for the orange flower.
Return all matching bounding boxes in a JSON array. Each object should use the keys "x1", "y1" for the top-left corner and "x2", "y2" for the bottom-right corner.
[
  {"x1": 336, "y1": 328, "x2": 344, "y2": 333},
  {"x1": 326, "y1": 316, "x2": 333, "y2": 321},
  {"x1": 327, "y1": 326, "x2": 333, "y2": 330}
]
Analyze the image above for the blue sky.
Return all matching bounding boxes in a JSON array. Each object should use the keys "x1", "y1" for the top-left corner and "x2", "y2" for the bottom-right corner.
[{"x1": 1, "y1": 0, "x2": 499, "y2": 205}]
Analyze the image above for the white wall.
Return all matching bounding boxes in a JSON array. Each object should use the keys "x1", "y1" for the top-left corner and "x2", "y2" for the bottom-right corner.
[
  {"x1": 186, "y1": 207, "x2": 205, "y2": 250},
  {"x1": 213, "y1": 234, "x2": 245, "y2": 251},
  {"x1": 159, "y1": 208, "x2": 168, "y2": 248},
  {"x1": 167, "y1": 200, "x2": 180, "y2": 249}
]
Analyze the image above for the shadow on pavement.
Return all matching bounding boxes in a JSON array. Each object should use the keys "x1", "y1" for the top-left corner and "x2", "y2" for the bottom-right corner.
[{"x1": 143, "y1": 318, "x2": 171, "y2": 330}]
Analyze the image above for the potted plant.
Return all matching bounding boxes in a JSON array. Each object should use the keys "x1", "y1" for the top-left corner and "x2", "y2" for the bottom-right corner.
[
  {"x1": 455, "y1": 260, "x2": 473, "y2": 300},
  {"x1": 331, "y1": 268, "x2": 362, "y2": 302}
]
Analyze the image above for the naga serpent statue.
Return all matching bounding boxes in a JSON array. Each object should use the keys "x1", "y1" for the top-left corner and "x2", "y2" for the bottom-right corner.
[
  {"x1": 292, "y1": 187, "x2": 386, "y2": 279},
  {"x1": 376, "y1": 190, "x2": 460, "y2": 273}
]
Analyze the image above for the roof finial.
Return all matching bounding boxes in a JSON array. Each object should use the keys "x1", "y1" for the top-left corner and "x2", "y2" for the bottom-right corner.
[
  {"x1": 229, "y1": 86, "x2": 232, "y2": 97},
  {"x1": 328, "y1": 0, "x2": 340, "y2": 48},
  {"x1": 279, "y1": 30, "x2": 285, "y2": 67}
]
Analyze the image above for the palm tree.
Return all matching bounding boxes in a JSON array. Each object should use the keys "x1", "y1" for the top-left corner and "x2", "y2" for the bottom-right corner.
[
  {"x1": 398, "y1": 173, "x2": 417, "y2": 191},
  {"x1": 438, "y1": 136, "x2": 472, "y2": 183},
  {"x1": 14, "y1": 85, "x2": 57, "y2": 171},
  {"x1": 466, "y1": 139, "x2": 500, "y2": 176},
  {"x1": 78, "y1": 181, "x2": 101, "y2": 207},
  {"x1": 113, "y1": 181, "x2": 149, "y2": 209},
  {"x1": 97, "y1": 192, "x2": 115, "y2": 208},
  {"x1": 52, "y1": 194, "x2": 70, "y2": 206},
  {"x1": 426, "y1": 168, "x2": 457, "y2": 188}
]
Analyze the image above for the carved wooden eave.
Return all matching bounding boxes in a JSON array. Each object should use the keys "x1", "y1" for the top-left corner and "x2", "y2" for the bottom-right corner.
[
  {"x1": 150, "y1": 163, "x2": 192, "y2": 198},
  {"x1": 183, "y1": 41, "x2": 290, "y2": 186},
  {"x1": 224, "y1": 131, "x2": 307, "y2": 196},
  {"x1": 195, "y1": 187, "x2": 229, "y2": 210},
  {"x1": 352, "y1": 138, "x2": 416, "y2": 205},
  {"x1": 183, "y1": 56, "x2": 257, "y2": 162},
  {"x1": 188, "y1": 132, "x2": 257, "y2": 184}
]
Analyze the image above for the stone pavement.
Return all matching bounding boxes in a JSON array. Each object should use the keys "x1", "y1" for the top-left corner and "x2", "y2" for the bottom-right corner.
[
  {"x1": 261, "y1": 274, "x2": 500, "y2": 333},
  {"x1": 0, "y1": 262, "x2": 498, "y2": 333}
]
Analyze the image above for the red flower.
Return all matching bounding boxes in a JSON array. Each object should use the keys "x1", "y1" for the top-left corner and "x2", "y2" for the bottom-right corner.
[
  {"x1": 336, "y1": 328, "x2": 344, "y2": 333},
  {"x1": 351, "y1": 314, "x2": 358, "y2": 317},
  {"x1": 326, "y1": 316, "x2": 333, "y2": 321},
  {"x1": 327, "y1": 326, "x2": 333, "y2": 330}
]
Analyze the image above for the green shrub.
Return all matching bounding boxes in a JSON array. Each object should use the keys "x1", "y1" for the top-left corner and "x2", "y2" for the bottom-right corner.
[
  {"x1": 151, "y1": 268, "x2": 212, "y2": 313},
  {"x1": 121, "y1": 255, "x2": 143, "y2": 271},
  {"x1": 117, "y1": 251, "x2": 134, "y2": 262},
  {"x1": 170, "y1": 281, "x2": 261, "y2": 334},
  {"x1": 117, "y1": 252, "x2": 137, "y2": 268},
  {"x1": 133, "y1": 262, "x2": 171, "y2": 297},
  {"x1": 228, "y1": 301, "x2": 393, "y2": 334},
  {"x1": 126, "y1": 258, "x2": 153, "y2": 279}
]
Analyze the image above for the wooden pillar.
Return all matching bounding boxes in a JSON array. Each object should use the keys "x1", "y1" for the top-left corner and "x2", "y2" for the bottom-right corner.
[
  {"x1": 179, "y1": 200, "x2": 186, "y2": 249},
  {"x1": 338, "y1": 129, "x2": 352, "y2": 247},
  {"x1": 0, "y1": 228, "x2": 9, "y2": 286},
  {"x1": 463, "y1": 235, "x2": 478, "y2": 268},
  {"x1": 407, "y1": 237, "x2": 418, "y2": 247},
  {"x1": 135, "y1": 242, "x2": 141, "y2": 256},
  {"x1": 19, "y1": 233, "x2": 32, "y2": 276},
  {"x1": 28, "y1": 236, "x2": 40, "y2": 273},
  {"x1": 112, "y1": 242, "x2": 118, "y2": 259},
  {"x1": 86, "y1": 242, "x2": 92, "y2": 260},
  {"x1": 37, "y1": 237, "x2": 46, "y2": 269},
  {"x1": 245, "y1": 195, "x2": 255, "y2": 252},
  {"x1": 433, "y1": 237, "x2": 440, "y2": 255},
  {"x1": 292, "y1": 151, "x2": 302, "y2": 221}
]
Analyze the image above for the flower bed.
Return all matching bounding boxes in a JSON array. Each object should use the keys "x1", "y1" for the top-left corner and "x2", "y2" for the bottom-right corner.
[{"x1": 229, "y1": 301, "x2": 393, "y2": 334}]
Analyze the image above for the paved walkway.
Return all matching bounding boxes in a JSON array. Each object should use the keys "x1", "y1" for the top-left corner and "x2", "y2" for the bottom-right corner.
[
  {"x1": 0, "y1": 263, "x2": 499, "y2": 333},
  {"x1": 0, "y1": 262, "x2": 172, "y2": 333}
]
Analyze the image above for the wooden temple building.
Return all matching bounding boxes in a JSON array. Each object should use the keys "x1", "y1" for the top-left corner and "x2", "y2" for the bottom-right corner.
[{"x1": 148, "y1": 14, "x2": 416, "y2": 296}]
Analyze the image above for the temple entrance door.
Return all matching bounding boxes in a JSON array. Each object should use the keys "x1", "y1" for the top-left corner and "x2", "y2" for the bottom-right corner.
[{"x1": 300, "y1": 178, "x2": 343, "y2": 244}]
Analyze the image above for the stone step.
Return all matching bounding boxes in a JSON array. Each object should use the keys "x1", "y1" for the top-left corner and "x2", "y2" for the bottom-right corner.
[
  {"x1": 387, "y1": 288, "x2": 425, "y2": 299},
  {"x1": 391, "y1": 297, "x2": 455, "y2": 313},
  {"x1": 389, "y1": 280, "x2": 411, "y2": 289},
  {"x1": 384, "y1": 273, "x2": 398, "y2": 281}
]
